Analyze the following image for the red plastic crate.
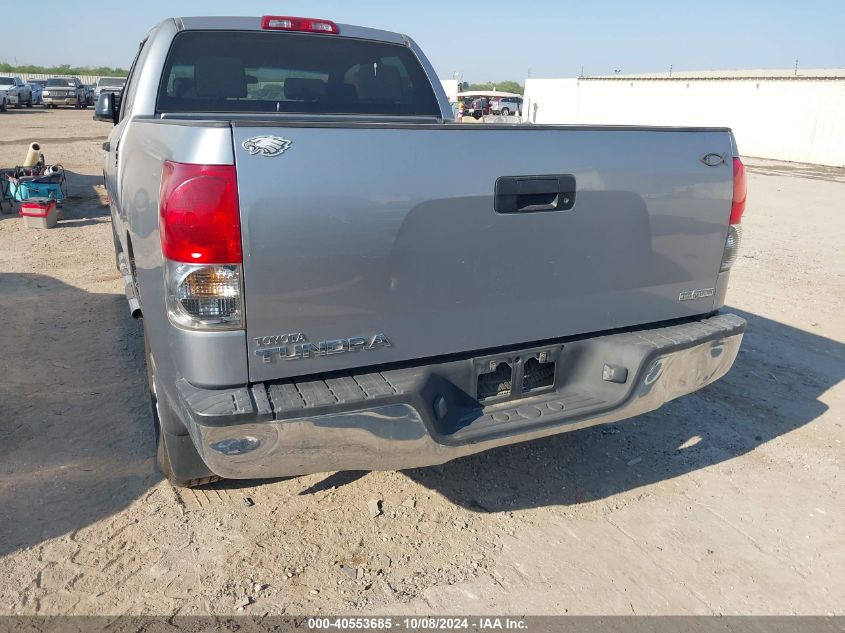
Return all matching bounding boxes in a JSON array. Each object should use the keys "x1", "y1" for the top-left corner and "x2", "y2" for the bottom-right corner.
[
  {"x1": 20, "y1": 199, "x2": 56, "y2": 217},
  {"x1": 19, "y1": 198, "x2": 58, "y2": 228}
]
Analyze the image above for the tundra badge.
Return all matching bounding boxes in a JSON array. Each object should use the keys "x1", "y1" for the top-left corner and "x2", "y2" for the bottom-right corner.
[
  {"x1": 254, "y1": 332, "x2": 392, "y2": 363},
  {"x1": 242, "y1": 135, "x2": 292, "y2": 157}
]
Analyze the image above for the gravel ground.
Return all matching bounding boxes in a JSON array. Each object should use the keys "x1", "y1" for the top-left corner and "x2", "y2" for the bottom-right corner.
[{"x1": 0, "y1": 108, "x2": 843, "y2": 616}]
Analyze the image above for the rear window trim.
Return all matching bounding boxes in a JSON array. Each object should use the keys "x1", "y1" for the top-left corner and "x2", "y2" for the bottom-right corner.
[{"x1": 155, "y1": 29, "x2": 440, "y2": 117}]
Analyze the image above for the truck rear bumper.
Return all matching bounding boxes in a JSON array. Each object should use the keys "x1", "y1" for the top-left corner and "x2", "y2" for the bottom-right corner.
[{"x1": 175, "y1": 313, "x2": 745, "y2": 479}]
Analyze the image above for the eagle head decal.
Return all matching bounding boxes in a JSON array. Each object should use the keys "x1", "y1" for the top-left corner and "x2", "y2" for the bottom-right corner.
[{"x1": 241, "y1": 135, "x2": 292, "y2": 157}]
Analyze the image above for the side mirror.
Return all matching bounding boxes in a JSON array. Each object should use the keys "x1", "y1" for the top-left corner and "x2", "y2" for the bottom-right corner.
[{"x1": 94, "y1": 92, "x2": 118, "y2": 124}]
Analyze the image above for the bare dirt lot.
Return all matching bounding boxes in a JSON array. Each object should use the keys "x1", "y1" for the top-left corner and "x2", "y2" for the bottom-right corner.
[{"x1": 0, "y1": 108, "x2": 843, "y2": 616}]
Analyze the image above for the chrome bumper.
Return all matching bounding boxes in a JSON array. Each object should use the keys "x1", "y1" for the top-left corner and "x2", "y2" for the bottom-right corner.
[
  {"x1": 175, "y1": 314, "x2": 745, "y2": 479},
  {"x1": 43, "y1": 97, "x2": 75, "y2": 105}
]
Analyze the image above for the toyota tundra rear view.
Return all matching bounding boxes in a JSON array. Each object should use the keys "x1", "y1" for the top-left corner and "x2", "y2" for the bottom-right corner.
[{"x1": 95, "y1": 15, "x2": 747, "y2": 486}]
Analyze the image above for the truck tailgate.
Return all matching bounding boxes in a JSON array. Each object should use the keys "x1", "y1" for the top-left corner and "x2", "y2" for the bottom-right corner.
[{"x1": 233, "y1": 123, "x2": 734, "y2": 382}]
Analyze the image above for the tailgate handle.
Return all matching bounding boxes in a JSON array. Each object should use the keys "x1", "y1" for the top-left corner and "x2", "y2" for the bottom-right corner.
[{"x1": 494, "y1": 175, "x2": 576, "y2": 214}]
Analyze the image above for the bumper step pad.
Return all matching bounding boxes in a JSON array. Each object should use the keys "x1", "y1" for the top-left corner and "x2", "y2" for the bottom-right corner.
[
  {"x1": 177, "y1": 313, "x2": 744, "y2": 434},
  {"x1": 177, "y1": 313, "x2": 746, "y2": 478}
]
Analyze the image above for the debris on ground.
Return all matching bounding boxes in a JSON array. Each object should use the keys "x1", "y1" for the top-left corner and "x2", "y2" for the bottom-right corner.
[{"x1": 367, "y1": 499, "x2": 383, "y2": 518}]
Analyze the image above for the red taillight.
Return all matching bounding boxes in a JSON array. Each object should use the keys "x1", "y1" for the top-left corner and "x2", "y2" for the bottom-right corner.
[
  {"x1": 721, "y1": 157, "x2": 746, "y2": 272},
  {"x1": 159, "y1": 161, "x2": 241, "y2": 264},
  {"x1": 260, "y1": 15, "x2": 339, "y2": 34},
  {"x1": 731, "y1": 157, "x2": 747, "y2": 225}
]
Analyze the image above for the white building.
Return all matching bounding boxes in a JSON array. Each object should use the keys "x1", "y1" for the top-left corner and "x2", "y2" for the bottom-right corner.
[
  {"x1": 522, "y1": 69, "x2": 845, "y2": 167},
  {"x1": 439, "y1": 79, "x2": 459, "y2": 102}
]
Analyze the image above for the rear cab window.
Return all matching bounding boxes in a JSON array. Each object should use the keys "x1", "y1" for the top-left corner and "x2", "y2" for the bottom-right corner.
[{"x1": 156, "y1": 30, "x2": 440, "y2": 116}]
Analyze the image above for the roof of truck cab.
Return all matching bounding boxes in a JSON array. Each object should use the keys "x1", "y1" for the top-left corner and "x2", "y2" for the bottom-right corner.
[{"x1": 173, "y1": 16, "x2": 408, "y2": 46}]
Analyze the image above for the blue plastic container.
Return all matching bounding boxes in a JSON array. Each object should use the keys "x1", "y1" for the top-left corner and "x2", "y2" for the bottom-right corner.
[{"x1": 8, "y1": 178, "x2": 64, "y2": 202}]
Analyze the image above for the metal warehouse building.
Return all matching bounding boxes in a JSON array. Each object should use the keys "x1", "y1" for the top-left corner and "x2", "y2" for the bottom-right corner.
[{"x1": 522, "y1": 69, "x2": 845, "y2": 166}]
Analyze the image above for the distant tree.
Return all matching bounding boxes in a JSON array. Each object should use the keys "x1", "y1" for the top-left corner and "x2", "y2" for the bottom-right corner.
[
  {"x1": 466, "y1": 80, "x2": 523, "y2": 95},
  {"x1": 494, "y1": 80, "x2": 524, "y2": 94},
  {"x1": 0, "y1": 62, "x2": 129, "y2": 76}
]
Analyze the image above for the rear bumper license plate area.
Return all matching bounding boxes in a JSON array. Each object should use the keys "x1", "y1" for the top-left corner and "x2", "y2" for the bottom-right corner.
[{"x1": 173, "y1": 313, "x2": 746, "y2": 478}]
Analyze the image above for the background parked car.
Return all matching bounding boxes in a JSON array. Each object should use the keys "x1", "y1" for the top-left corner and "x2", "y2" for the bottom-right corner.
[
  {"x1": 0, "y1": 87, "x2": 7, "y2": 112},
  {"x1": 42, "y1": 77, "x2": 87, "y2": 109},
  {"x1": 28, "y1": 79, "x2": 48, "y2": 105},
  {"x1": 0, "y1": 76, "x2": 33, "y2": 108},
  {"x1": 468, "y1": 97, "x2": 491, "y2": 119},
  {"x1": 28, "y1": 81, "x2": 43, "y2": 105},
  {"x1": 490, "y1": 97, "x2": 522, "y2": 116},
  {"x1": 94, "y1": 76, "x2": 126, "y2": 101},
  {"x1": 83, "y1": 84, "x2": 96, "y2": 106}
]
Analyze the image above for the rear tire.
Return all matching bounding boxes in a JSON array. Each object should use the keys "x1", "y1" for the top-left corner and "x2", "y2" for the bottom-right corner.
[
  {"x1": 156, "y1": 426, "x2": 219, "y2": 489},
  {"x1": 142, "y1": 319, "x2": 218, "y2": 488}
]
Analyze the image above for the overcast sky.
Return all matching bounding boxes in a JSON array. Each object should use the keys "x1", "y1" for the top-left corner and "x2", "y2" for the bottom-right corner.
[{"x1": 1, "y1": 0, "x2": 843, "y2": 80}]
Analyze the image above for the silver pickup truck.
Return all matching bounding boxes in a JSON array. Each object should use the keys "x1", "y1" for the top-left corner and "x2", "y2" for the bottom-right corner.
[{"x1": 94, "y1": 15, "x2": 747, "y2": 486}]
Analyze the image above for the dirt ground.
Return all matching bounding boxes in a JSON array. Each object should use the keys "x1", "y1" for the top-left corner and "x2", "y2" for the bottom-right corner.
[{"x1": 0, "y1": 108, "x2": 843, "y2": 616}]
